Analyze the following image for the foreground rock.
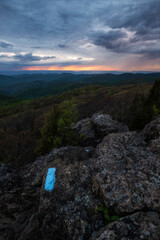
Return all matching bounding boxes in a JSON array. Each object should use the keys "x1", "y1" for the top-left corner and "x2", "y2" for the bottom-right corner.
[
  {"x1": 91, "y1": 113, "x2": 129, "y2": 137},
  {"x1": 0, "y1": 114, "x2": 160, "y2": 240},
  {"x1": 150, "y1": 137, "x2": 160, "y2": 153},
  {"x1": 94, "y1": 131, "x2": 160, "y2": 214},
  {"x1": 96, "y1": 211, "x2": 160, "y2": 240},
  {"x1": 140, "y1": 114, "x2": 160, "y2": 142}
]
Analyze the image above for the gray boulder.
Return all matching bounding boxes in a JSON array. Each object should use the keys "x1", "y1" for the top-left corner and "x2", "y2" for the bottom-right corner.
[
  {"x1": 95, "y1": 211, "x2": 160, "y2": 240},
  {"x1": 150, "y1": 137, "x2": 160, "y2": 153},
  {"x1": 93, "y1": 131, "x2": 160, "y2": 214},
  {"x1": 140, "y1": 115, "x2": 160, "y2": 142},
  {"x1": 91, "y1": 113, "x2": 129, "y2": 137},
  {"x1": 74, "y1": 113, "x2": 129, "y2": 146},
  {"x1": 0, "y1": 117, "x2": 160, "y2": 240},
  {"x1": 73, "y1": 118, "x2": 98, "y2": 146}
]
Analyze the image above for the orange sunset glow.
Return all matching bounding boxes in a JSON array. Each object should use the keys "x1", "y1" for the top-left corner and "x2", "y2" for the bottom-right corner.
[
  {"x1": 21, "y1": 64, "x2": 160, "y2": 72},
  {"x1": 22, "y1": 65, "x2": 116, "y2": 71}
]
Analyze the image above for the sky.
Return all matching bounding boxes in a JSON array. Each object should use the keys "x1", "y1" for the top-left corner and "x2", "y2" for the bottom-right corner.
[{"x1": 0, "y1": 0, "x2": 159, "y2": 72}]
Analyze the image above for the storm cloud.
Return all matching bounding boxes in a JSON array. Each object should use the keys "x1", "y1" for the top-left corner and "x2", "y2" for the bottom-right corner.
[
  {"x1": 13, "y1": 53, "x2": 56, "y2": 62},
  {"x1": 92, "y1": 29, "x2": 129, "y2": 51},
  {"x1": 0, "y1": 0, "x2": 159, "y2": 71},
  {"x1": 0, "y1": 41, "x2": 13, "y2": 49},
  {"x1": 0, "y1": 53, "x2": 56, "y2": 62},
  {"x1": 91, "y1": 1, "x2": 160, "y2": 58}
]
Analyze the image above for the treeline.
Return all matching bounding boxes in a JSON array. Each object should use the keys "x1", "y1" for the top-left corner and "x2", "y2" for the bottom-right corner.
[
  {"x1": 0, "y1": 86, "x2": 98, "y2": 165},
  {"x1": 1, "y1": 72, "x2": 160, "y2": 99},
  {"x1": 128, "y1": 78, "x2": 160, "y2": 130},
  {"x1": 0, "y1": 99, "x2": 80, "y2": 165},
  {"x1": 0, "y1": 85, "x2": 99, "y2": 119},
  {"x1": 1, "y1": 81, "x2": 160, "y2": 166}
]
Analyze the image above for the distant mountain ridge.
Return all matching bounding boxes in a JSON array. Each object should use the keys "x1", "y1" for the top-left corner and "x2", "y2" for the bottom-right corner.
[{"x1": 0, "y1": 72, "x2": 160, "y2": 99}]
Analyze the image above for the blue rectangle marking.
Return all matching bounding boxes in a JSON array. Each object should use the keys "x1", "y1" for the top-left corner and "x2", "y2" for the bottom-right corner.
[{"x1": 45, "y1": 168, "x2": 56, "y2": 191}]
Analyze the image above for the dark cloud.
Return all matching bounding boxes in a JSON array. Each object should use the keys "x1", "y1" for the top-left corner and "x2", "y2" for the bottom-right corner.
[
  {"x1": 0, "y1": 41, "x2": 13, "y2": 48},
  {"x1": 92, "y1": 29, "x2": 128, "y2": 51},
  {"x1": 107, "y1": 1, "x2": 160, "y2": 41},
  {"x1": 14, "y1": 53, "x2": 40, "y2": 62},
  {"x1": 42, "y1": 56, "x2": 56, "y2": 60},
  {"x1": 136, "y1": 48, "x2": 160, "y2": 59},
  {"x1": 13, "y1": 53, "x2": 56, "y2": 62},
  {"x1": 0, "y1": 0, "x2": 159, "y2": 71},
  {"x1": 0, "y1": 0, "x2": 90, "y2": 41},
  {"x1": 90, "y1": 1, "x2": 160, "y2": 59},
  {"x1": 31, "y1": 46, "x2": 42, "y2": 49},
  {"x1": 58, "y1": 44, "x2": 67, "y2": 48},
  {"x1": 0, "y1": 59, "x2": 84, "y2": 71},
  {"x1": 92, "y1": 28, "x2": 160, "y2": 58},
  {"x1": 0, "y1": 53, "x2": 56, "y2": 62},
  {"x1": 0, "y1": 54, "x2": 10, "y2": 58}
]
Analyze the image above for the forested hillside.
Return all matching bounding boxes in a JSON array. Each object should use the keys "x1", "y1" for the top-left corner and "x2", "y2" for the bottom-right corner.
[
  {"x1": 0, "y1": 81, "x2": 154, "y2": 165},
  {"x1": 0, "y1": 72, "x2": 160, "y2": 166},
  {"x1": 0, "y1": 72, "x2": 160, "y2": 99},
  {"x1": 130, "y1": 78, "x2": 160, "y2": 129}
]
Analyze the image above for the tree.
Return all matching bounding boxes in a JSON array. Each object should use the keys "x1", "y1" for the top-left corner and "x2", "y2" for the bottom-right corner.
[
  {"x1": 35, "y1": 100, "x2": 80, "y2": 156},
  {"x1": 35, "y1": 104, "x2": 60, "y2": 155}
]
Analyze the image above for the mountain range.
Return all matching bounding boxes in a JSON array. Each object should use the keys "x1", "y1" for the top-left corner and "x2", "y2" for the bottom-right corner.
[{"x1": 0, "y1": 72, "x2": 160, "y2": 99}]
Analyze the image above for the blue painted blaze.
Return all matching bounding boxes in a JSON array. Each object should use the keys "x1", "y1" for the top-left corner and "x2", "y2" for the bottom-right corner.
[{"x1": 45, "y1": 168, "x2": 56, "y2": 191}]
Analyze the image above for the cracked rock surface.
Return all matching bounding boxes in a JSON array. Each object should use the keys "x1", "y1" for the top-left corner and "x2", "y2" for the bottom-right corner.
[
  {"x1": 73, "y1": 113, "x2": 129, "y2": 146},
  {"x1": 0, "y1": 113, "x2": 160, "y2": 240}
]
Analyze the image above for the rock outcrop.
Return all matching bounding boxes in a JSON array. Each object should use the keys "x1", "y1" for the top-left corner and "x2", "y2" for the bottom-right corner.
[
  {"x1": 0, "y1": 113, "x2": 160, "y2": 240},
  {"x1": 140, "y1": 114, "x2": 160, "y2": 142},
  {"x1": 91, "y1": 113, "x2": 129, "y2": 137},
  {"x1": 96, "y1": 211, "x2": 160, "y2": 240},
  {"x1": 74, "y1": 113, "x2": 129, "y2": 146}
]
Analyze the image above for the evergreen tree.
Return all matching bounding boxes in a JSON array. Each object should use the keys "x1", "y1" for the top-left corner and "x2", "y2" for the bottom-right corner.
[
  {"x1": 35, "y1": 99, "x2": 80, "y2": 156},
  {"x1": 129, "y1": 79, "x2": 160, "y2": 130}
]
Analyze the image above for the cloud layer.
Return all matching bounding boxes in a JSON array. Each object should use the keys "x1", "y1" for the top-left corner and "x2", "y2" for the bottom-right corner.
[
  {"x1": 0, "y1": 41, "x2": 13, "y2": 49},
  {"x1": 0, "y1": 0, "x2": 159, "y2": 71}
]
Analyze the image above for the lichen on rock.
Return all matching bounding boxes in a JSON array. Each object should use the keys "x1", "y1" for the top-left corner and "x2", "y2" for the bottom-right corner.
[{"x1": 0, "y1": 114, "x2": 160, "y2": 240}]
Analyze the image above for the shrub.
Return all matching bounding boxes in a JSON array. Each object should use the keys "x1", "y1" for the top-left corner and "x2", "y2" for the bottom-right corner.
[
  {"x1": 97, "y1": 204, "x2": 120, "y2": 224},
  {"x1": 35, "y1": 99, "x2": 81, "y2": 156}
]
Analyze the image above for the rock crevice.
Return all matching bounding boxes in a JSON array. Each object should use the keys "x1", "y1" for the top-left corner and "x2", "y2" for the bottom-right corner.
[{"x1": 0, "y1": 114, "x2": 160, "y2": 240}]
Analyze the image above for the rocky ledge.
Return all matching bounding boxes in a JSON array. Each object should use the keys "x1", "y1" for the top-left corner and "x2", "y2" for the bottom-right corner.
[
  {"x1": 73, "y1": 113, "x2": 129, "y2": 146},
  {"x1": 0, "y1": 114, "x2": 160, "y2": 240}
]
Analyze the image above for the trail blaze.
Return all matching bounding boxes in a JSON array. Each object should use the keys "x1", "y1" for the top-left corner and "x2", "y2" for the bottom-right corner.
[{"x1": 45, "y1": 168, "x2": 56, "y2": 191}]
